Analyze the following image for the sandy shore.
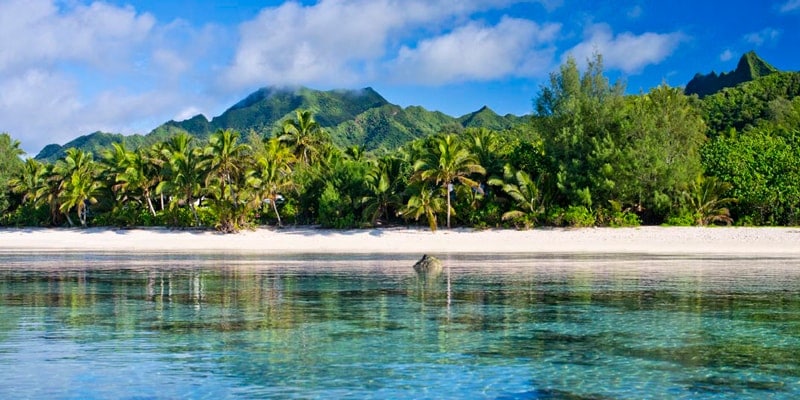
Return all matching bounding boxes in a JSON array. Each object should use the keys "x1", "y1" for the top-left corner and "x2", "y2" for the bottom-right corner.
[{"x1": 0, "y1": 226, "x2": 798, "y2": 256}]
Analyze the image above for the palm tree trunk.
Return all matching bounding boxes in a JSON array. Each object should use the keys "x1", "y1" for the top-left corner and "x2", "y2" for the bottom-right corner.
[
  {"x1": 187, "y1": 191, "x2": 200, "y2": 227},
  {"x1": 272, "y1": 197, "x2": 282, "y2": 227},
  {"x1": 144, "y1": 190, "x2": 157, "y2": 216},
  {"x1": 65, "y1": 212, "x2": 75, "y2": 227},
  {"x1": 446, "y1": 183, "x2": 451, "y2": 229},
  {"x1": 78, "y1": 204, "x2": 87, "y2": 227},
  {"x1": 189, "y1": 202, "x2": 200, "y2": 227}
]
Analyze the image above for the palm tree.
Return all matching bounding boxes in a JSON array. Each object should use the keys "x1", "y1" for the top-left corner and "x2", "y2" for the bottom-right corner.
[
  {"x1": 202, "y1": 129, "x2": 251, "y2": 232},
  {"x1": 54, "y1": 148, "x2": 101, "y2": 227},
  {"x1": 249, "y1": 137, "x2": 296, "y2": 227},
  {"x1": 157, "y1": 133, "x2": 205, "y2": 227},
  {"x1": 362, "y1": 156, "x2": 403, "y2": 226},
  {"x1": 35, "y1": 164, "x2": 65, "y2": 226},
  {"x1": 10, "y1": 158, "x2": 46, "y2": 205},
  {"x1": 399, "y1": 183, "x2": 446, "y2": 232},
  {"x1": 344, "y1": 145, "x2": 366, "y2": 162},
  {"x1": 683, "y1": 175, "x2": 736, "y2": 226},
  {"x1": 279, "y1": 110, "x2": 326, "y2": 165},
  {"x1": 101, "y1": 143, "x2": 158, "y2": 217},
  {"x1": 411, "y1": 134, "x2": 485, "y2": 229},
  {"x1": 489, "y1": 165, "x2": 543, "y2": 228},
  {"x1": 466, "y1": 128, "x2": 504, "y2": 178}
]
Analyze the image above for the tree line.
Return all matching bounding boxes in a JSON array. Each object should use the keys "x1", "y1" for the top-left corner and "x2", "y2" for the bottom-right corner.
[{"x1": 1, "y1": 54, "x2": 798, "y2": 231}]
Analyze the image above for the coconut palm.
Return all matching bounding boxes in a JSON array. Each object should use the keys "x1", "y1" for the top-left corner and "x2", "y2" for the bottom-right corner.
[
  {"x1": 147, "y1": 140, "x2": 171, "y2": 212},
  {"x1": 10, "y1": 158, "x2": 46, "y2": 205},
  {"x1": 362, "y1": 156, "x2": 404, "y2": 226},
  {"x1": 279, "y1": 110, "x2": 326, "y2": 165},
  {"x1": 54, "y1": 148, "x2": 101, "y2": 227},
  {"x1": 101, "y1": 143, "x2": 158, "y2": 216},
  {"x1": 399, "y1": 183, "x2": 446, "y2": 232},
  {"x1": 157, "y1": 133, "x2": 205, "y2": 227},
  {"x1": 34, "y1": 164, "x2": 65, "y2": 226},
  {"x1": 202, "y1": 129, "x2": 251, "y2": 232},
  {"x1": 489, "y1": 165, "x2": 544, "y2": 228},
  {"x1": 466, "y1": 128, "x2": 504, "y2": 178},
  {"x1": 411, "y1": 134, "x2": 485, "y2": 229},
  {"x1": 249, "y1": 137, "x2": 296, "y2": 227}
]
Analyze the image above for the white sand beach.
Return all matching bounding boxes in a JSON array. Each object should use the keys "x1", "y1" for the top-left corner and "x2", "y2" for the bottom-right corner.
[{"x1": 0, "y1": 226, "x2": 798, "y2": 256}]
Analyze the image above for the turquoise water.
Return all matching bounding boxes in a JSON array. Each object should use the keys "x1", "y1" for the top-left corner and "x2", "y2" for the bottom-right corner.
[{"x1": 1, "y1": 253, "x2": 799, "y2": 399}]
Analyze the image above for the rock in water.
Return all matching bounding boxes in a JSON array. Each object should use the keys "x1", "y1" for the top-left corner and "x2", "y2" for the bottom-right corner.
[{"x1": 413, "y1": 254, "x2": 443, "y2": 275}]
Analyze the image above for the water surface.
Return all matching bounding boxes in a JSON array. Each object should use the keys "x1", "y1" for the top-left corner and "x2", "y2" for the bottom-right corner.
[{"x1": 1, "y1": 252, "x2": 799, "y2": 399}]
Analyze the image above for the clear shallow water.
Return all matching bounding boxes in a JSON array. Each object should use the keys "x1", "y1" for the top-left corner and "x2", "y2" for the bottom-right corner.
[{"x1": 1, "y1": 253, "x2": 800, "y2": 399}]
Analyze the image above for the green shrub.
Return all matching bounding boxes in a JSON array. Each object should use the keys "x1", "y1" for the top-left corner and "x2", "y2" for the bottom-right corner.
[
  {"x1": 664, "y1": 210, "x2": 695, "y2": 226},
  {"x1": 318, "y1": 183, "x2": 358, "y2": 228},
  {"x1": 0, "y1": 203, "x2": 50, "y2": 227},
  {"x1": 564, "y1": 206, "x2": 595, "y2": 227}
]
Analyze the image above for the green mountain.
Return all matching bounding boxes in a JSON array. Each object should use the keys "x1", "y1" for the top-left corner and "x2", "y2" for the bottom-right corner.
[
  {"x1": 35, "y1": 86, "x2": 523, "y2": 162},
  {"x1": 166, "y1": 86, "x2": 391, "y2": 139},
  {"x1": 685, "y1": 51, "x2": 779, "y2": 98},
  {"x1": 457, "y1": 106, "x2": 525, "y2": 130}
]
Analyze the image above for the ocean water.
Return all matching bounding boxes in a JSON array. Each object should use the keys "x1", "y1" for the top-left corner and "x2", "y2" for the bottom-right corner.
[{"x1": 0, "y1": 252, "x2": 799, "y2": 399}]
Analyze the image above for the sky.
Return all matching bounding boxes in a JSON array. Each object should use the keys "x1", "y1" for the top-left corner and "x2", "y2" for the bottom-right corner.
[{"x1": 2, "y1": 0, "x2": 800, "y2": 155}]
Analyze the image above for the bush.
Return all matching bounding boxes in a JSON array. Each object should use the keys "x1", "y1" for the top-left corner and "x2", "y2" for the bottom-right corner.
[
  {"x1": 664, "y1": 210, "x2": 694, "y2": 226},
  {"x1": 0, "y1": 203, "x2": 50, "y2": 227},
  {"x1": 595, "y1": 202, "x2": 641, "y2": 227},
  {"x1": 564, "y1": 206, "x2": 595, "y2": 227},
  {"x1": 318, "y1": 183, "x2": 358, "y2": 229},
  {"x1": 544, "y1": 206, "x2": 565, "y2": 226}
]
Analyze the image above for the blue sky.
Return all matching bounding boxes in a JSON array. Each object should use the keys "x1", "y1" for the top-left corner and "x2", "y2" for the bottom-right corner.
[{"x1": 2, "y1": 0, "x2": 799, "y2": 154}]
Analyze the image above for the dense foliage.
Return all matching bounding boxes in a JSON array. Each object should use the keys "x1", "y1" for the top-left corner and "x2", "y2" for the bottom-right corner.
[{"x1": 4, "y1": 52, "x2": 799, "y2": 231}]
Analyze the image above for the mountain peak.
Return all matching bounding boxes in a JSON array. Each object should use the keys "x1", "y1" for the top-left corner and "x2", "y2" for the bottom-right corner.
[
  {"x1": 737, "y1": 51, "x2": 778, "y2": 79},
  {"x1": 685, "y1": 51, "x2": 779, "y2": 98}
]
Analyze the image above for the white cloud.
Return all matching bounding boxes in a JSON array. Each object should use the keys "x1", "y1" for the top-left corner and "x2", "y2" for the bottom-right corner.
[
  {"x1": 780, "y1": 0, "x2": 800, "y2": 12},
  {"x1": 744, "y1": 28, "x2": 780, "y2": 46},
  {"x1": 174, "y1": 107, "x2": 205, "y2": 122},
  {"x1": 0, "y1": 0, "x2": 221, "y2": 154},
  {"x1": 720, "y1": 49, "x2": 734, "y2": 62},
  {"x1": 0, "y1": 0, "x2": 155, "y2": 75},
  {"x1": 390, "y1": 18, "x2": 560, "y2": 84},
  {"x1": 220, "y1": 0, "x2": 554, "y2": 89},
  {"x1": 564, "y1": 24, "x2": 685, "y2": 74}
]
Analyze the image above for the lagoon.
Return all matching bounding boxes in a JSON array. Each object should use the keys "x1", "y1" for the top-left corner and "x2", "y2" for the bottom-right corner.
[{"x1": 1, "y1": 252, "x2": 799, "y2": 399}]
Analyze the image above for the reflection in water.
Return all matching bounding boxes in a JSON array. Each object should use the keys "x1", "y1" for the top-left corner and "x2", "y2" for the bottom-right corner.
[{"x1": 0, "y1": 253, "x2": 799, "y2": 398}]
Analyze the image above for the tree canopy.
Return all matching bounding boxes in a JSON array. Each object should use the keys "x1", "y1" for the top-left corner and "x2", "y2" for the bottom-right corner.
[{"x1": 3, "y1": 52, "x2": 799, "y2": 230}]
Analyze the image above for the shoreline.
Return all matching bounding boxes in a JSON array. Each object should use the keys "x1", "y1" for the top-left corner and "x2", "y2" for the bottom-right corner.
[{"x1": 0, "y1": 226, "x2": 798, "y2": 256}]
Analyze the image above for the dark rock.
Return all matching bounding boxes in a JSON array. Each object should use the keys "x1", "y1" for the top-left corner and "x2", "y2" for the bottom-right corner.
[{"x1": 413, "y1": 254, "x2": 443, "y2": 275}]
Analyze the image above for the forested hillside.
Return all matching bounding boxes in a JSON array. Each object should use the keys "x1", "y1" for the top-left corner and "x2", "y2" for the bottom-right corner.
[
  {"x1": 35, "y1": 87, "x2": 521, "y2": 162},
  {"x1": 3, "y1": 52, "x2": 798, "y2": 231}
]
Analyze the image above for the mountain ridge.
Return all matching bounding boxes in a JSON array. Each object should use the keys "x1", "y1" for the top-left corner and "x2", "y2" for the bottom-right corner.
[
  {"x1": 685, "y1": 51, "x2": 778, "y2": 98},
  {"x1": 35, "y1": 86, "x2": 522, "y2": 161}
]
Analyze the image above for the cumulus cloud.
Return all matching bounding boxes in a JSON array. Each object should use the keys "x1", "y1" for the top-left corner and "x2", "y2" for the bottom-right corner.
[
  {"x1": 744, "y1": 28, "x2": 780, "y2": 46},
  {"x1": 564, "y1": 24, "x2": 685, "y2": 74},
  {"x1": 390, "y1": 18, "x2": 560, "y2": 84},
  {"x1": 720, "y1": 49, "x2": 734, "y2": 62},
  {"x1": 0, "y1": 0, "x2": 155, "y2": 75},
  {"x1": 220, "y1": 0, "x2": 555, "y2": 89},
  {"x1": 0, "y1": 0, "x2": 220, "y2": 154}
]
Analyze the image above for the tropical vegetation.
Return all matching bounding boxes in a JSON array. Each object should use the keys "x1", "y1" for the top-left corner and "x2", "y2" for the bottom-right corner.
[{"x1": 2, "y1": 52, "x2": 799, "y2": 231}]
